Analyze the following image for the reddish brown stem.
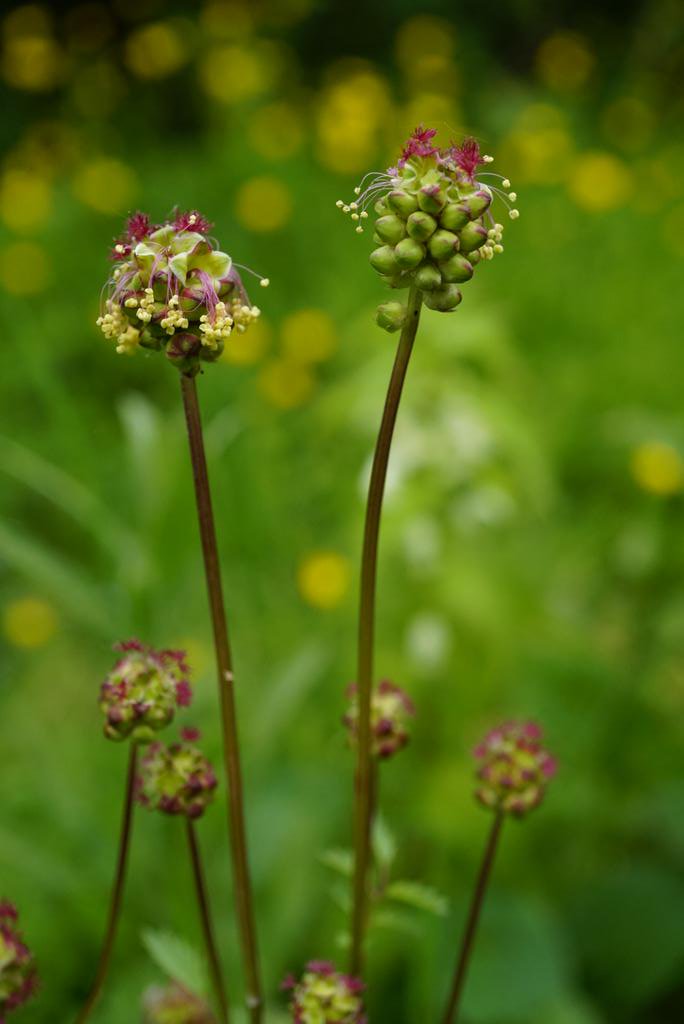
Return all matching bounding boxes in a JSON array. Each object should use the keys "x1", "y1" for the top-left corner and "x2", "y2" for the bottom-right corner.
[
  {"x1": 180, "y1": 374, "x2": 262, "y2": 1024},
  {"x1": 186, "y1": 821, "x2": 230, "y2": 1024}
]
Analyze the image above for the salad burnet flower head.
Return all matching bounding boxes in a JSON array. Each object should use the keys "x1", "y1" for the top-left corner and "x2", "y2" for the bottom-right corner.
[
  {"x1": 136, "y1": 728, "x2": 218, "y2": 819},
  {"x1": 0, "y1": 902, "x2": 38, "y2": 1022},
  {"x1": 142, "y1": 981, "x2": 216, "y2": 1023},
  {"x1": 474, "y1": 720, "x2": 556, "y2": 817},
  {"x1": 282, "y1": 961, "x2": 365, "y2": 1024},
  {"x1": 99, "y1": 640, "x2": 193, "y2": 743},
  {"x1": 343, "y1": 679, "x2": 415, "y2": 759},
  {"x1": 97, "y1": 209, "x2": 269, "y2": 375},
  {"x1": 337, "y1": 126, "x2": 519, "y2": 329}
]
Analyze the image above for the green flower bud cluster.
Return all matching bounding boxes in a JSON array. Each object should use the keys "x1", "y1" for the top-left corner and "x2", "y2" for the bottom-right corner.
[
  {"x1": 136, "y1": 730, "x2": 218, "y2": 819},
  {"x1": 474, "y1": 721, "x2": 557, "y2": 817},
  {"x1": 283, "y1": 961, "x2": 365, "y2": 1024},
  {"x1": 0, "y1": 902, "x2": 37, "y2": 1021},
  {"x1": 99, "y1": 640, "x2": 192, "y2": 744},
  {"x1": 337, "y1": 127, "x2": 519, "y2": 331},
  {"x1": 143, "y1": 982, "x2": 216, "y2": 1023},
  {"x1": 343, "y1": 679, "x2": 415, "y2": 760},
  {"x1": 97, "y1": 210, "x2": 268, "y2": 375}
]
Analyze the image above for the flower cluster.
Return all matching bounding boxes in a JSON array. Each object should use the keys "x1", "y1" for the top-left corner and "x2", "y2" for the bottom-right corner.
[
  {"x1": 97, "y1": 209, "x2": 268, "y2": 374},
  {"x1": 337, "y1": 126, "x2": 518, "y2": 329},
  {"x1": 0, "y1": 902, "x2": 37, "y2": 1022},
  {"x1": 474, "y1": 721, "x2": 556, "y2": 817},
  {"x1": 99, "y1": 640, "x2": 192, "y2": 743},
  {"x1": 283, "y1": 961, "x2": 365, "y2": 1024},
  {"x1": 136, "y1": 729, "x2": 218, "y2": 819},
  {"x1": 343, "y1": 680, "x2": 415, "y2": 759},
  {"x1": 142, "y1": 982, "x2": 216, "y2": 1023}
]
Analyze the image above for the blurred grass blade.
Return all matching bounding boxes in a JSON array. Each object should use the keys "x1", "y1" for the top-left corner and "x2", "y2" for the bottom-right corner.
[
  {"x1": 0, "y1": 518, "x2": 112, "y2": 634},
  {"x1": 141, "y1": 928, "x2": 209, "y2": 997},
  {"x1": 385, "y1": 879, "x2": 449, "y2": 916}
]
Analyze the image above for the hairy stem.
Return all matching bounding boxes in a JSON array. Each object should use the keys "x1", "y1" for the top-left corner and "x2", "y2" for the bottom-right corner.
[
  {"x1": 350, "y1": 285, "x2": 423, "y2": 976},
  {"x1": 187, "y1": 821, "x2": 230, "y2": 1024},
  {"x1": 441, "y1": 811, "x2": 505, "y2": 1024},
  {"x1": 76, "y1": 743, "x2": 138, "y2": 1023},
  {"x1": 180, "y1": 374, "x2": 262, "y2": 1023}
]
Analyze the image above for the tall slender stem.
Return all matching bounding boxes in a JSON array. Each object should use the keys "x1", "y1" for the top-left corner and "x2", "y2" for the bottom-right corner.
[
  {"x1": 186, "y1": 821, "x2": 230, "y2": 1024},
  {"x1": 180, "y1": 374, "x2": 262, "y2": 1024},
  {"x1": 76, "y1": 743, "x2": 138, "y2": 1023},
  {"x1": 350, "y1": 285, "x2": 423, "y2": 976},
  {"x1": 441, "y1": 811, "x2": 505, "y2": 1024}
]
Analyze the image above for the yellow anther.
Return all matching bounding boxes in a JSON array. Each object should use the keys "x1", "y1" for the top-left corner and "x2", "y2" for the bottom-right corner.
[
  {"x1": 502, "y1": 179, "x2": 511, "y2": 189},
  {"x1": 509, "y1": 209, "x2": 519, "y2": 219},
  {"x1": 493, "y1": 244, "x2": 504, "y2": 253},
  {"x1": 354, "y1": 187, "x2": 361, "y2": 195},
  {"x1": 483, "y1": 154, "x2": 494, "y2": 163},
  {"x1": 351, "y1": 213, "x2": 359, "y2": 221},
  {"x1": 336, "y1": 200, "x2": 344, "y2": 208},
  {"x1": 508, "y1": 192, "x2": 517, "y2": 202},
  {"x1": 355, "y1": 226, "x2": 364, "y2": 233},
  {"x1": 124, "y1": 296, "x2": 138, "y2": 308},
  {"x1": 360, "y1": 211, "x2": 369, "y2": 219},
  {"x1": 260, "y1": 278, "x2": 270, "y2": 287}
]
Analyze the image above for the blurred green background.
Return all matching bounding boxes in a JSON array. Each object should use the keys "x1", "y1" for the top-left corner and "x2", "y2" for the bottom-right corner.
[{"x1": 1, "y1": 1, "x2": 684, "y2": 1021}]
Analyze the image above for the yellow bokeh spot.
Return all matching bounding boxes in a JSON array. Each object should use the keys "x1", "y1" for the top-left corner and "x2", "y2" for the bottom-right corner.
[
  {"x1": 631, "y1": 442, "x2": 684, "y2": 496},
  {"x1": 281, "y1": 308, "x2": 337, "y2": 364},
  {"x1": 235, "y1": 176, "x2": 292, "y2": 232},
  {"x1": 257, "y1": 358, "x2": 315, "y2": 409},
  {"x1": 0, "y1": 241, "x2": 51, "y2": 294},
  {"x1": 499, "y1": 104, "x2": 574, "y2": 184},
  {"x1": 124, "y1": 21, "x2": 189, "y2": 79},
  {"x1": 199, "y1": 44, "x2": 270, "y2": 103},
  {"x1": 2, "y1": 33, "x2": 65, "y2": 91},
  {"x1": 0, "y1": 169, "x2": 51, "y2": 231},
  {"x1": 535, "y1": 31, "x2": 595, "y2": 92},
  {"x1": 316, "y1": 63, "x2": 392, "y2": 174},
  {"x1": 221, "y1": 316, "x2": 272, "y2": 365},
  {"x1": 72, "y1": 158, "x2": 138, "y2": 214},
  {"x1": 568, "y1": 152, "x2": 633, "y2": 212},
  {"x1": 602, "y1": 96, "x2": 655, "y2": 153},
  {"x1": 248, "y1": 102, "x2": 305, "y2": 161},
  {"x1": 3, "y1": 596, "x2": 59, "y2": 648},
  {"x1": 297, "y1": 551, "x2": 351, "y2": 610}
]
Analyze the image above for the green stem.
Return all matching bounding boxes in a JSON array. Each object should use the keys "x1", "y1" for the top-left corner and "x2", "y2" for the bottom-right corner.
[
  {"x1": 180, "y1": 374, "x2": 263, "y2": 1024},
  {"x1": 350, "y1": 285, "x2": 423, "y2": 976},
  {"x1": 186, "y1": 821, "x2": 230, "y2": 1024},
  {"x1": 75, "y1": 743, "x2": 138, "y2": 1023},
  {"x1": 441, "y1": 811, "x2": 505, "y2": 1024}
]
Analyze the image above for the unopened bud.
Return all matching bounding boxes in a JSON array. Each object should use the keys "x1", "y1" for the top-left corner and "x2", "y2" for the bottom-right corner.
[
  {"x1": 375, "y1": 301, "x2": 407, "y2": 333},
  {"x1": 370, "y1": 245, "x2": 400, "y2": 276},
  {"x1": 0, "y1": 902, "x2": 38, "y2": 1019},
  {"x1": 440, "y1": 203, "x2": 471, "y2": 232},
  {"x1": 394, "y1": 237, "x2": 425, "y2": 269},
  {"x1": 458, "y1": 221, "x2": 489, "y2": 253},
  {"x1": 137, "y1": 730, "x2": 218, "y2": 819},
  {"x1": 474, "y1": 720, "x2": 557, "y2": 817},
  {"x1": 387, "y1": 189, "x2": 419, "y2": 217},
  {"x1": 343, "y1": 679, "x2": 415, "y2": 759},
  {"x1": 418, "y1": 183, "x2": 446, "y2": 214},
  {"x1": 424, "y1": 284, "x2": 463, "y2": 312},
  {"x1": 439, "y1": 253, "x2": 474, "y2": 283},
  {"x1": 283, "y1": 962, "x2": 365, "y2": 1023},
  {"x1": 375, "y1": 214, "x2": 407, "y2": 245},
  {"x1": 414, "y1": 262, "x2": 442, "y2": 291},
  {"x1": 427, "y1": 229, "x2": 460, "y2": 260},
  {"x1": 406, "y1": 211, "x2": 438, "y2": 241}
]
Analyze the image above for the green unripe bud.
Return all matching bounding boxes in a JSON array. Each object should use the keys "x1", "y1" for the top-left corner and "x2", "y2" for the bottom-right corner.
[
  {"x1": 458, "y1": 221, "x2": 488, "y2": 253},
  {"x1": 374, "y1": 198, "x2": 390, "y2": 216},
  {"x1": 370, "y1": 245, "x2": 400, "y2": 275},
  {"x1": 424, "y1": 284, "x2": 463, "y2": 312},
  {"x1": 418, "y1": 184, "x2": 446, "y2": 214},
  {"x1": 375, "y1": 215, "x2": 407, "y2": 245},
  {"x1": 165, "y1": 331, "x2": 202, "y2": 374},
  {"x1": 406, "y1": 211, "x2": 437, "y2": 241},
  {"x1": 414, "y1": 262, "x2": 442, "y2": 291},
  {"x1": 387, "y1": 190, "x2": 419, "y2": 217},
  {"x1": 463, "y1": 188, "x2": 493, "y2": 217},
  {"x1": 427, "y1": 229, "x2": 459, "y2": 260},
  {"x1": 376, "y1": 301, "x2": 408, "y2": 333},
  {"x1": 394, "y1": 237, "x2": 425, "y2": 269},
  {"x1": 439, "y1": 253, "x2": 474, "y2": 283},
  {"x1": 381, "y1": 274, "x2": 411, "y2": 289},
  {"x1": 440, "y1": 203, "x2": 470, "y2": 231}
]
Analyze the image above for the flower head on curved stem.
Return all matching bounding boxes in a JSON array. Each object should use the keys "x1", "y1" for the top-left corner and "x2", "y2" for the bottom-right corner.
[
  {"x1": 474, "y1": 720, "x2": 557, "y2": 817},
  {"x1": 136, "y1": 729, "x2": 218, "y2": 819},
  {"x1": 282, "y1": 961, "x2": 365, "y2": 1024},
  {"x1": 0, "y1": 902, "x2": 38, "y2": 1021},
  {"x1": 343, "y1": 679, "x2": 415, "y2": 760},
  {"x1": 336, "y1": 126, "x2": 518, "y2": 327}
]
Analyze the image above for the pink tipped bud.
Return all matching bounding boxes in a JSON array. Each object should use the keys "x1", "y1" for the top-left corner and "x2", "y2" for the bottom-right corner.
[
  {"x1": 473, "y1": 720, "x2": 557, "y2": 817},
  {"x1": 284, "y1": 961, "x2": 365, "y2": 1023},
  {"x1": 99, "y1": 641, "x2": 193, "y2": 743},
  {"x1": 136, "y1": 732, "x2": 218, "y2": 819},
  {"x1": 0, "y1": 901, "x2": 38, "y2": 1019},
  {"x1": 343, "y1": 679, "x2": 415, "y2": 760}
]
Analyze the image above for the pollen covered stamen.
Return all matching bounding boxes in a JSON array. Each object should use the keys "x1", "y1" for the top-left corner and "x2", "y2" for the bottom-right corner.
[{"x1": 199, "y1": 301, "x2": 233, "y2": 349}]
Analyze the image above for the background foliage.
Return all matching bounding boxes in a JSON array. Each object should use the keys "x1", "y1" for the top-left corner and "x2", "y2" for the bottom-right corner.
[{"x1": 1, "y1": 1, "x2": 683, "y2": 1021}]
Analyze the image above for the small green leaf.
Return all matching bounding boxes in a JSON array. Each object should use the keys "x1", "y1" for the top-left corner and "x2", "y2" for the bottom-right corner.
[
  {"x1": 141, "y1": 928, "x2": 208, "y2": 997},
  {"x1": 372, "y1": 815, "x2": 397, "y2": 870},
  {"x1": 385, "y1": 879, "x2": 449, "y2": 916},
  {"x1": 319, "y1": 848, "x2": 353, "y2": 877}
]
